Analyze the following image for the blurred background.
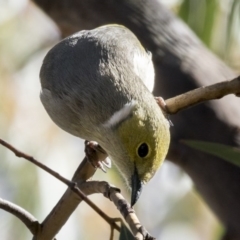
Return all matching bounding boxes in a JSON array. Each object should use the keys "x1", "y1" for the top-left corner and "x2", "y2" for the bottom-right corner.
[{"x1": 0, "y1": 0, "x2": 239, "y2": 239}]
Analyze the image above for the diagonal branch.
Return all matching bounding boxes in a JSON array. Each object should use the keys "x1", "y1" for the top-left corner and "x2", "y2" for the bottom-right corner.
[
  {"x1": 80, "y1": 181, "x2": 154, "y2": 240},
  {"x1": 165, "y1": 76, "x2": 240, "y2": 114},
  {"x1": 0, "y1": 139, "x2": 119, "y2": 238},
  {"x1": 0, "y1": 139, "x2": 72, "y2": 187}
]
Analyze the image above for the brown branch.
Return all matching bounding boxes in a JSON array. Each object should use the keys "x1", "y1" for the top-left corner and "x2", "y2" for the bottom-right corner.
[
  {"x1": 0, "y1": 198, "x2": 39, "y2": 235},
  {"x1": 165, "y1": 76, "x2": 240, "y2": 114},
  {"x1": 36, "y1": 157, "x2": 96, "y2": 239},
  {"x1": 72, "y1": 185, "x2": 121, "y2": 232},
  {"x1": 0, "y1": 139, "x2": 120, "y2": 239},
  {"x1": 0, "y1": 139, "x2": 154, "y2": 239},
  {"x1": 80, "y1": 181, "x2": 155, "y2": 240},
  {"x1": 36, "y1": 143, "x2": 121, "y2": 239}
]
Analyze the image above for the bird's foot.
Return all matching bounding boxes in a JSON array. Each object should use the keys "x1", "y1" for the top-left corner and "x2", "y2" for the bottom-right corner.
[
  {"x1": 155, "y1": 97, "x2": 173, "y2": 126},
  {"x1": 84, "y1": 140, "x2": 111, "y2": 173},
  {"x1": 155, "y1": 96, "x2": 167, "y2": 111}
]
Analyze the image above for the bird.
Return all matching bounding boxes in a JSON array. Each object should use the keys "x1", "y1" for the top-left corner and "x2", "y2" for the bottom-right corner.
[{"x1": 39, "y1": 24, "x2": 170, "y2": 206}]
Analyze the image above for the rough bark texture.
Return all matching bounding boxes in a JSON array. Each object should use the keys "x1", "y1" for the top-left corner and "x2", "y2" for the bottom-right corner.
[{"x1": 33, "y1": 0, "x2": 240, "y2": 238}]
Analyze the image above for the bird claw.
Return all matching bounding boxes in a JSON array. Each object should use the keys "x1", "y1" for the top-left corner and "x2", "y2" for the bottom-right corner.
[
  {"x1": 102, "y1": 157, "x2": 112, "y2": 168},
  {"x1": 98, "y1": 162, "x2": 107, "y2": 173},
  {"x1": 84, "y1": 140, "x2": 111, "y2": 173},
  {"x1": 155, "y1": 97, "x2": 174, "y2": 127},
  {"x1": 155, "y1": 96, "x2": 167, "y2": 110}
]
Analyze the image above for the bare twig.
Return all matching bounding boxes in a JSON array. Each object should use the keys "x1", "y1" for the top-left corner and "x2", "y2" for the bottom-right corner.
[
  {"x1": 0, "y1": 138, "x2": 154, "y2": 239},
  {"x1": 0, "y1": 198, "x2": 39, "y2": 235},
  {"x1": 165, "y1": 76, "x2": 240, "y2": 114},
  {"x1": 0, "y1": 139, "x2": 73, "y2": 187},
  {"x1": 37, "y1": 157, "x2": 96, "y2": 239},
  {"x1": 80, "y1": 181, "x2": 155, "y2": 240},
  {"x1": 72, "y1": 185, "x2": 121, "y2": 232},
  {"x1": 0, "y1": 139, "x2": 120, "y2": 239}
]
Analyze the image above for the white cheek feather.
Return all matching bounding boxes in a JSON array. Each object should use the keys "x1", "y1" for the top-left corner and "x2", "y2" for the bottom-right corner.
[
  {"x1": 133, "y1": 51, "x2": 155, "y2": 93},
  {"x1": 103, "y1": 100, "x2": 136, "y2": 128}
]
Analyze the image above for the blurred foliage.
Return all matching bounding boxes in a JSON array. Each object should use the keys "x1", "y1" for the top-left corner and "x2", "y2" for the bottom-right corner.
[
  {"x1": 178, "y1": 0, "x2": 240, "y2": 70},
  {"x1": 179, "y1": 0, "x2": 217, "y2": 46},
  {"x1": 182, "y1": 140, "x2": 240, "y2": 167}
]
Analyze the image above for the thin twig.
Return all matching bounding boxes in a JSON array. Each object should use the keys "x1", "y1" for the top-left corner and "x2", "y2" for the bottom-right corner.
[
  {"x1": 71, "y1": 185, "x2": 121, "y2": 231},
  {"x1": 0, "y1": 198, "x2": 39, "y2": 235},
  {"x1": 110, "y1": 226, "x2": 114, "y2": 240},
  {"x1": 80, "y1": 181, "x2": 155, "y2": 240},
  {"x1": 0, "y1": 139, "x2": 72, "y2": 187},
  {"x1": 165, "y1": 75, "x2": 240, "y2": 114},
  {"x1": 0, "y1": 139, "x2": 121, "y2": 238}
]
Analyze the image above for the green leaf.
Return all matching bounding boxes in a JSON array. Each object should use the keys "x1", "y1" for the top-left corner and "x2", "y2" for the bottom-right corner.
[
  {"x1": 181, "y1": 140, "x2": 240, "y2": 167},
  {"x1": 178, "y1": 0, "x2": 218, "y2": 47},
  {"x1": 119, "y1": 223, "x2": 135, "y2": 240},
  {"x1": 201, "y1": 0, "x2": 218, "y2": 46},
  {"x1": 225, "y1": 0, "x2": 240, "y2": 57}
]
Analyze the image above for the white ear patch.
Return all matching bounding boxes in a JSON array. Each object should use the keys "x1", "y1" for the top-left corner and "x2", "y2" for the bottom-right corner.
[{"x1": 103, "y1": 101, "x2": 136, "y2": 128}]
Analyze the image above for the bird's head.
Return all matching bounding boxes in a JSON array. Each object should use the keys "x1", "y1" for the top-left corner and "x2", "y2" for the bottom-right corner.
[{"x1": 102, "y1": 98, "x2": 170, "y2": 206}]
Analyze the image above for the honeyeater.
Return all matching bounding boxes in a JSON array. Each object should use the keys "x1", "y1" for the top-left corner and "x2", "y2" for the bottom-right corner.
[{"x1": 40, "y1": 25, "x2": 170, "y2": 206}]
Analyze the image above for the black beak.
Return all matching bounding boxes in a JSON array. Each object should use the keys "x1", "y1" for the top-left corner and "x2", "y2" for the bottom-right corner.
[{"x1": 131, "y1": 165, "x2": 143, "y2": 207}]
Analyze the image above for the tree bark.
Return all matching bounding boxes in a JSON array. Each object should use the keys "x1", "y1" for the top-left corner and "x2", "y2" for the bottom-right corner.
[{"x1": 33, "y1": 0, "x2": 240, "y2": 238}]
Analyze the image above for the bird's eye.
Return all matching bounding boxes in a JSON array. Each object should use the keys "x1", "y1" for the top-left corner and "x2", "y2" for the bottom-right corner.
[{"x1": 137, "y1": 143, "x2": 149, "y2": 158}]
